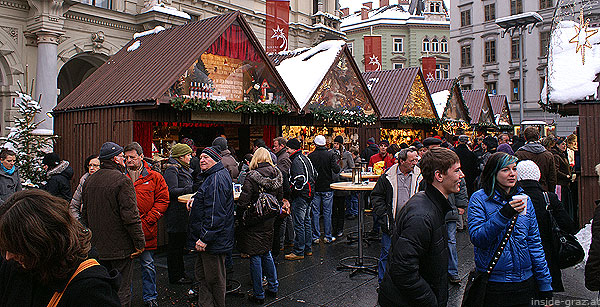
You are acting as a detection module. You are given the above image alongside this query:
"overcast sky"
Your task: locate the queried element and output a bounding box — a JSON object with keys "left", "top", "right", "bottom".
{"left": 338, "top": 0, "right": 451, "bottom": 13}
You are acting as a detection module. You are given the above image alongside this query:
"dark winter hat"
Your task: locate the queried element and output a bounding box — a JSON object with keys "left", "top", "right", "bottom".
{"left": 98, "top": 142, "right": 123, "bottom": 160}
{"left": 334, "top": 135, "right": 344, "bottom": 144}
{"left": 458, "top": 135, "right": 470, "bottom": 143}
{"left": 379, "top": 139, "right": 390, "bottom": 146}
{"left": 202, "top": 146, "right": 222, "bottom": 162}
{"left": 181, "top": 137, "right": 196, "bottom": 151}
{"left": 42, "top": 152, "right": 60, "bottom": 167}
{"left": 287, "top": 138, "right": 301, "bottom": 150}
{"left": 411, "top": 141, "right": 424, "bottom": 150}
{"left": 483, "top": 136, "right": 498, "bottom": 150}
{"left": 170, "top": 143, "right": 192, "bottom": 158}
{"left": 367, "top": 137, "right": 376, "bottom": 145}
{"left": 212, "top": 137, "right": 228, "bottom": 152}
{"left": 423, "top": 137, "right": 443, "bottom": 147}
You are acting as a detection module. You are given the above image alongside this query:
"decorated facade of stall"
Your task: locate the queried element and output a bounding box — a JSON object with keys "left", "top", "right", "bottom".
{"left": 461, "top": 89, "right": 496, "bottom": 135}
{"left": 269, "top": 41, "right": 380, "bottom": 151}
{"left": 361, "top": 67, "right": 439, "bottom": 145}
{"left": 489, "top": 94, "right": 513, "bottom": 131}
{"left": 54, "top": 11, "right": 299, "bottom": 180}
{"left": 426, "top": 78, "right": 471, "bottom": 135}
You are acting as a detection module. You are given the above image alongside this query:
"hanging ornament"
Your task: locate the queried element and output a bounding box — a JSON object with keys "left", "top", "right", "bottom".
{"left": 568, "top": 8, "right": 599, "bottom": 65}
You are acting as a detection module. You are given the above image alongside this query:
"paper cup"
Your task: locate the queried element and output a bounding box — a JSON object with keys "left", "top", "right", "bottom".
{"left": 512, "top": 195, "right": 528, "bottom": 215}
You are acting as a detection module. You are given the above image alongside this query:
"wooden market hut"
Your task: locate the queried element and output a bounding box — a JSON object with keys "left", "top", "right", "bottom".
{"left": 426, "top": 78, "right": 471, "bottom": 135}
{"left": 268, "top": 41, "right": 380, "bottom": 151}
{"left": 362, "top": 67, "right": 440, "bottom": 145}
{"left": 53, "top": 11, "right": 300, "bottom": 181}
{"left": 489, "top": 94, "right": 513, "bottom": 130}
{"left": 461, "top": 89, "right": 496, "bottom": 134}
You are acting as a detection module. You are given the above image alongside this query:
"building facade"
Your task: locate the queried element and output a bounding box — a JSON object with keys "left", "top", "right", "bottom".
{"left": 448, "top": 0, "right": 594, "bottom": 136}
{"left": 341, "top": 0, "right": 450, "bottom": 74}
{"left": 0, "top": 0, "right": 344, "bottom": 135}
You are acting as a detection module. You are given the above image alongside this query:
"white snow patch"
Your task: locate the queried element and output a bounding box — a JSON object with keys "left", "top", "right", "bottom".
{"left": 275, "top": 47, "right": 310, "bottom": 57}
{"left": 542, "top": 21, "right": 600, "bottom": 104}
{"left": 431, "top": 90, "right": 450, "bottom": 118}
{"left": 31, "top": 129, "right": 54, "bottom": 136}
{"left": 142, "top": 4, "right": 190, "bottom": 20}
{"left": 313, "top": 11, "right": 341, "bottom": 21}
{"left": 127, "top": 40, "right": 141, "bottom": 52}
{"left": 275, "top": 40, "right": 346, "bottom": 109}
{"left": 133, "top": 26, "right": 166, "bottom": 39}
{"left": 575, "top": 220, "right": 593, "bottom": 269}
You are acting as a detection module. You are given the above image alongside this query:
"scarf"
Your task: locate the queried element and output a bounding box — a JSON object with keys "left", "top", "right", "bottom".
{"left": 175, "top": 158, "right": 190, "bottom": 170}
{"left": 1, "top": 163, "right": 15, "bottom": 176}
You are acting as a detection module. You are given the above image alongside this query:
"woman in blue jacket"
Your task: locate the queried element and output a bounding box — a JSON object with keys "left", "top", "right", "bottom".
{"left": 468, "top": 152, "right": 552, "bottom": 306}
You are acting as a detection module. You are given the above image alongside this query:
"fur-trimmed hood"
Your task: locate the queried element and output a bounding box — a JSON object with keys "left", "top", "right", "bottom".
{"left": 246, "top": 163, "right": 283, "bottom": 191}
{"left": 47, "top": 160, "right": 74, "bottom": 180}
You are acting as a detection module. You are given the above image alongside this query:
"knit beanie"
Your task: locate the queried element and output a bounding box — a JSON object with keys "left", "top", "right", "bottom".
{"left": 334, "top": 135, "right": 344, "bottom": 144}
{"left": 212, "top": 137, "right": 228, "bottom": 151}
{"left": 181, "top": 137, "right": 196, "bottom": 151}
{"left": 379, "top": 139, "right": 390, "bottom": 146}
{"left": 202, "top": 146, "right": 222, "bottom": 162}
{"left": 99, "top": 142, "right": 123, "bottom": 160}
{"left": 42, "top": 152, "right": 60, "bottom": 167}
{"left": 170, "top": 143, "right": 192, "bottom": 158}
{"left": 367, "top": 137, "right": 376, "bottom": 145}
{"left": 314, "top": 135, "right": 326, "bottom": 146}
{"left": 516, "top": 160, "right": 541, "bottom": 181}
{"left": 287, "top": 138, "right": 301, "bottom": 150}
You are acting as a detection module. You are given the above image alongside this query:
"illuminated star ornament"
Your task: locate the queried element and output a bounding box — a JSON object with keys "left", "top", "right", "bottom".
{"left": 569, "top": 8, "right": 598, "bottom": 65}
{"left": 368, "top": 55, "right": 382, "bottom": 71}
{"left": 271, "top": 25, "right": 288, "bottom": 51}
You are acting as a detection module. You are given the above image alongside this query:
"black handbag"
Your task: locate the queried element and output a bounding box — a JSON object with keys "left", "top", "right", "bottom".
{"left": 543, "top": 192, "right": 584, "bottom": 269}
{"left": 461, "top": 215, "right": 518, "bottom": 307}
{"left": 242, "top": 187, "right": 281, "bottom": 225}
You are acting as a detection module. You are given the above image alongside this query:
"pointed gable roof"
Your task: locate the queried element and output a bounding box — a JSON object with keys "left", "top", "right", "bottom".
{"left": 362, "top": 67, "right": 438, "bottom": 120}
{"left": 489, "top": 94, "right": 513, "bottom": 126}
{"left": 426, "top": 78, "right": 470, "bottom": 123}
{"left": 55, "top": 12, "right": 298, "bottom": 112}
{"left": 462, "top": 89, "right": 495, "bottom": 125}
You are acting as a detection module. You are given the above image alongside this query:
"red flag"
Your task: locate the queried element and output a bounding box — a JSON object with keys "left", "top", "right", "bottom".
{"left": 422, "top": 57, "right": 436, "bottom": 81}
{"left": 364, "top": 35, "right": 382, "bottom": 71}
{"left": 266, "top": 0, "right": 290, "bottom": 53}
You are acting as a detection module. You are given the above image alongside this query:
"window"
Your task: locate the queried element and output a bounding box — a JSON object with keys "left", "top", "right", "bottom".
{"left": 511, "top": 79, "right": 520, "bottom": 101}
{"left": 431, "top": 39, "right": 439, "bottom": 52}
{"left": 485, "top": 40, "right": 497, "bottom": 63}
{"left": 511, "top": 0, "right": 523, "bottom": 15}
{"left": 440, "top": 39, "right": 448, "bottom": 53}
{"left": 82, "top": 0, "right": 110, "bottom": 9}
{"left": 393, "top": 38, "right": 403, "bottom": 53}
{"left": 347, "top": 42, "right": 354, "bottom": 55}
{"left": 484, "top": 3, "right": 496, "bottom": 21}
{"left": 436, "top": 64, "right": 449, "bottom": 79}
{"left": 461, "top": 45, "right": 471, "bottom": 67}
{"left": 540, "top": 0, "right": 553, "bottom": 9}
{"left": 461, "top": 10, "right": 471, "bottom": 27}
{"left": 461, "top": 84, "right": 472, "bottom": 90}
{"left": 540, "top": 31, "right": 550, "bottom": 57}
{"left": 486, "top": 82, "right": 497, "bottom": 95}
{"left": 422, "top": 38, "right": 430, "bottom": 52}
{"left": 511, "top": 37, "right": 520, "bottom": 60}
{"left": 313, "top": 0, "right": 319, "bottom": 14}
{"left": 430, "top": 2, "right": 441, "bottom": 13}
{"left": 394, "top": 63, "right": 404, "bottom": 69}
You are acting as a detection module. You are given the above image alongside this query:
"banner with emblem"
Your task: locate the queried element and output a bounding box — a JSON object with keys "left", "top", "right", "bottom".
{"left": 266, "top": 0, "right": 290, "bottom": 53}
{"left": 422, "top": 57, "right": 436, "bottom": 81}
{"left": 364, "top": 35, "right": 382, "bottom": 71}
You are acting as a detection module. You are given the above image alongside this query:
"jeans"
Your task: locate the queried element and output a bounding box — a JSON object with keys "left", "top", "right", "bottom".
{"left": 250, "top": 251, "right": 279, "bottom": 299}
{"left": 279, "top": 214, "right": 294, "bottom": 246}
{"left": 311, "top": 191, "right": 333, "bottom": 240}
{"left": 292, "top": 196, "right": 312, "bottom": 255}
{"left": 140, "top": 250, "right": 158, "bottom": 302}
{"left": 345, "top": 192, "right": 359, "bottom": 216}
{"left": 378, "top": 232, "right": 392, "bottom": 283}
{"left": 447, "top": 221, "right": 458, "bottom": 277}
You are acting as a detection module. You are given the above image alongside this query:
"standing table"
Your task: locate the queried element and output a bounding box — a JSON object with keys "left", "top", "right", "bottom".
{"left": 330, "top": 181, "right": 378, "bottom": 277}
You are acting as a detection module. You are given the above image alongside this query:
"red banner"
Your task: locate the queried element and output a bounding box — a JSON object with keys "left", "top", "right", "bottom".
{"left": 422, "top": 57, "right": 436, "bottom": 81}
{"left": 364, "top": 36, "right": 382, "bottom": 71}
{"left": 266, "top": 0, "right": 290, "bottom": 53}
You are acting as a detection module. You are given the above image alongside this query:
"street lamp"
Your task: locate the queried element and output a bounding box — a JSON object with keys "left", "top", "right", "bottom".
{"left": 496, "top": 12, "right": 543, "bottom": 125}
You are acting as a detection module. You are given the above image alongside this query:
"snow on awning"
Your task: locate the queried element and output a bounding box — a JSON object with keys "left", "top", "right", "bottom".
{"left": 431, "top": 90, "right": 450, "bottom": 118}
{"left": 543, "top": 21, "right": 600, "bottom": 104}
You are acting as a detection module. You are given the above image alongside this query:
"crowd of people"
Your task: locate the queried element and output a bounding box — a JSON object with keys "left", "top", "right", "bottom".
{"left": 0, "top": 125, "right": 597, "bottom": 307}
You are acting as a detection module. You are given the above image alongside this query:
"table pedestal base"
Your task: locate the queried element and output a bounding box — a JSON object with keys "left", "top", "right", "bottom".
{"left": 337, "top": 256, "right": 378, "bottom": 277}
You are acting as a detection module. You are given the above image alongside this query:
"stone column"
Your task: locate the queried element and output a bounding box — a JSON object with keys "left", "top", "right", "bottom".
{"left": 34, "top": 32, "right": 60, "bottom": 130}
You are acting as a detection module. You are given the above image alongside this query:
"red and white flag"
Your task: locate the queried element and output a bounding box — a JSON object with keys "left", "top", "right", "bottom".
{"left": 266, "top": 0, "right": 290, "bottom": 53}
{"left": 364, "top": 35, "right": 382, "bottom": 71}
{"left": 422, "top": 57, "right": 436, "bottom": 81}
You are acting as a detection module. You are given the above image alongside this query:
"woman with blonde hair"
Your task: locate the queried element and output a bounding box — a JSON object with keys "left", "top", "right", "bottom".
{"left": 237, "top": 147, "right": 282, "bottom": 304}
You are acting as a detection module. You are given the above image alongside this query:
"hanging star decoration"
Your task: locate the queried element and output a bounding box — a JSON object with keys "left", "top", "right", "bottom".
{"left": 368, "top": 55, "right": 382, "bottom": 71}
{"left": 271, "top": 25, "right": 288, "bottom": 51}
{"left": 568, "top": 8, "right": 598, "bottom": 65}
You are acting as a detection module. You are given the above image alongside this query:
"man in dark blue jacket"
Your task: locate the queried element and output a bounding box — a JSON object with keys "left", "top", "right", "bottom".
{"left": 188, "top": 146, "right": 234, "bottom": 307}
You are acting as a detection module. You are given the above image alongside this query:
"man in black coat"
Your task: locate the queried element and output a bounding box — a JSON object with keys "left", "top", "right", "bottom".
{"left": 453, "top": 135, "right": 479, "bottom": 196}
{"left": 378, "top": 147, "right": 463, "bottom": 307}
{"left": 361, "top": 137, "right": 379, "bottom": 162}
{"left": 42, "top": 152, "right": 74, "bottom": 202}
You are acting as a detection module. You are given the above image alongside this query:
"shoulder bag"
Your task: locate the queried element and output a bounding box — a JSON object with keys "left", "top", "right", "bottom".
{"left": 243, "top": 185, "right": 281, "bottom": 225}
{"left": 47, "top": 259, "right": 100, "bottom": 307}
{"left": 543, "top": 192, "right": 584, "bottom": 269}
{"left": 461, "top": 215, "right": 518, "bottom": 307}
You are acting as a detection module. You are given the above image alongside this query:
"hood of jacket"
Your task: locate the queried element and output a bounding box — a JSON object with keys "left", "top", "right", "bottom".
{"left": 247, "top": 163, "right": 283, "bottom": 191}
{"left": 200, "top": 161, "right": 225, "bottom": 177}
{"left": 47, "top": 160, "right": 74, "bottom": 180}
{"left": 221, "top": 149, "right": 233, "bottom": 157}
{"left": 519, "top": 142, "right": 547, "bottom": 154}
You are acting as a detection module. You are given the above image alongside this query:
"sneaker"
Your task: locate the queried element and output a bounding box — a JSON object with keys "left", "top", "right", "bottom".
{"left": 335, "top": 231, "right": 344, "bottom": 238}
{"left": 305, "top": 251, "right": 313, "bottom": 256}
{"left": 324, "top": 237, "right": 336, "bottom": 244}
{"left": 285, "top": 253, "right": 304, "bottom": 260}
{"left": 313, "top": 238, "right": 321, "bottom": 244}
{"left": 449, "top": 275, "right": 461, "bottom": 284}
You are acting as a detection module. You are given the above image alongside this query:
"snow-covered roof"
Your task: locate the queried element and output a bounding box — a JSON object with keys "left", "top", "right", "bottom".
{"left": 141, "top": 4, "right": 191, "bottom": 20}
{"left": 431, "top": 90, "right": 450, "bottom": 117}
{"left": 313, "top": 11, "right": 341, "bottom": 22}
{"left": 133, "top": 26, "right": 166, "bottom": 39}
{"left": 495, "top": 12, "right": 543, "bottom": 27}
{"left": 341, "top": 4, "right": 449, "bottom": 31}
{"left": 542, "top": 21, "right": 600, "bottom": 104}
{"left": 274, "top": 40, "right": 346, "bottom": 109}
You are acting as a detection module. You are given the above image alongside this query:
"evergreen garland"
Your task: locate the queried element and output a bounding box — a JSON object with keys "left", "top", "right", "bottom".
{"left": 170, "top": 97, "right": 289, "bottom": 115}
{"left": 396, "top": 116, "right": 441, "bottom": 125}
{"left": 309, "top": 106, "right": 378, "bottom": 125}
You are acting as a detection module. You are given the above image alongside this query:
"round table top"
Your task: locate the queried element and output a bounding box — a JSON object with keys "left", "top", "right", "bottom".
{"left": 339, "top": 172, "right": 381, "bottom": 179}
{"left": 178, "top": 192, "right": 240, "bottom": 203}
{"left": 330, "top": 181, "right": 376, "bottom": 191}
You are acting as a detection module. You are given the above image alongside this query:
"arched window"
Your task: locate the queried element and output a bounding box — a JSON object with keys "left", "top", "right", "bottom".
{"left": 431, "top": 38, "right": 439, "bottom": 52}
{"left": 440, "top": 39, "right": 448, "bottom": 53}
{"left": 422, "top": 38, "right": 430, "bottom": 52}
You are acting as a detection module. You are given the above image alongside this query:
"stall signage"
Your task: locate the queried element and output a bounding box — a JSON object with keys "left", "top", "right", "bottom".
{"left": 266, "top": 0, "right": 290, "bottom": 53}
{"left": 364, "top": 35, "right": 382, "bottom": 71}
{"left": 191, "top": 111, "right": 242, "bottom": 122}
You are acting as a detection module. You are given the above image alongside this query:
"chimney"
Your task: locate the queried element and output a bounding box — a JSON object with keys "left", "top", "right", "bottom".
{"left": 363, "top": 2, "right": 373, "bottom": 10}
{"left": 341, "top": 7, "right": 349, "bottom": 17}
{"left": 361, "top": 7, "right": 369, "bottom": 20}
{"left": 379, "top": 0, "right": 389, "bottom": 7}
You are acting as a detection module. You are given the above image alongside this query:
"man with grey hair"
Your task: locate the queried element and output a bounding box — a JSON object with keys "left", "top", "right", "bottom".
{"left": 371, "top": 148, "right": 421, "bottom": 283}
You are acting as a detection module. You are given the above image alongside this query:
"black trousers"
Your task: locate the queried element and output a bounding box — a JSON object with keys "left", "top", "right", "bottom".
{"left": 272, "top": 215, "right": 284, "bottom": 258}
{"left": 167, "top": 232, "right": 187, "bottom": 282}
{"left": 332, "top": 195, "right": 346, "bottom": 235}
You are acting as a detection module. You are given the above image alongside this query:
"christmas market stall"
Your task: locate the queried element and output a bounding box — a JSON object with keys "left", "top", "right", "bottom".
{"left": 461, "top": 89, "right": 496, "bottom": 136}
{"left": 426, "top": 78, "right": 471, "bottom": 136}
{"left": 489, "top": 94, "right": 514, "bottom": 131}
{"left": 269, "top": 41, "right": 380, "bottom": 151}
{"left": 53, "top": 11, "right": 299, "bottom": 181}
{"left": 362, "top": 67, "right": 440, "bottom": 145}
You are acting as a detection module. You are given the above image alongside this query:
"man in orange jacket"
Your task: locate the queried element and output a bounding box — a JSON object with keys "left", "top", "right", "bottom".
{"left": 124, "top": 142, "right": 169, "bottom": 307}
